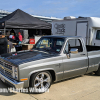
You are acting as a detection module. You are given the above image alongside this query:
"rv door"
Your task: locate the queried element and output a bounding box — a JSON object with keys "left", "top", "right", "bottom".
{"left": 76, "top": 22, "right": 88, "bottom": 44}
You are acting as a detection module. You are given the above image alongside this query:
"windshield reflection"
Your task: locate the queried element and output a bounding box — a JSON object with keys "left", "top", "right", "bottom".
{"left": 33, "top": 37, "right": 65, "bottom": 53}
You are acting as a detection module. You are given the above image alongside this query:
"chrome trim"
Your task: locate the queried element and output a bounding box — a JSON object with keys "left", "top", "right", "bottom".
{"left": 89, "top": 65, "right": 94, "bottom": 68}
{"left": 89, "top": 64, "right": 99, "bottom": 68}
{"left": 56, "top": 71, "right": 63, "bottom": 75}
{"left": 0, "top": 71, "right": 24, "bottom": 88}
{"left": 95, "top": 64, "right": 99, "bottom": 66}
{"left": 64, "top": 66, "right": 88, "bottom": 73}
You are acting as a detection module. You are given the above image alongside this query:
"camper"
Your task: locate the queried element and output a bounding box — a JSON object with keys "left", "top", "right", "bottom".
{"left": 52, "top": 16, "right": 100, "bottom": 46}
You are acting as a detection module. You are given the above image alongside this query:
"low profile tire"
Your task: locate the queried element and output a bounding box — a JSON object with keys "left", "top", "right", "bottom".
{"left": 30, "top": 71, "right": 52, "bottom": 93}
{"left": 95, "top": 66, "right": 100, "bottom": 76}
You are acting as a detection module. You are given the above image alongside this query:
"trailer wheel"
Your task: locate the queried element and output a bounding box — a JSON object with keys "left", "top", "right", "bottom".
{"left": 30, "top": 71, "right": 52, "bottom": 93}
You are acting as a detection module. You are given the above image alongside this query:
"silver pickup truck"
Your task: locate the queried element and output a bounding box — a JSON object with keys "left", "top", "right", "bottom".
{"left": 0, "top": 35, "right": 100, "bottom": 93}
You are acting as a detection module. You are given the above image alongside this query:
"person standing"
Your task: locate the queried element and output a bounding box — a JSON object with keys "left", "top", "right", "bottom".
{"left": 15, "top": 33, "right": 19, "bottom": 43}
{"left": 7, "top": 36, "right": 13, "bottom": 53}
{"left": 9, "top": 34, "right": 15, "bottom": 42}
{"left": 18, "top": 32, "right": 23, "bottom": 44}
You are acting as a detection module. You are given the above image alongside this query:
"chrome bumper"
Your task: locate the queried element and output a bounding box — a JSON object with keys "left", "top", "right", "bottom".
{"left": 0, "top": 71, "right": 24, "bottom": 88}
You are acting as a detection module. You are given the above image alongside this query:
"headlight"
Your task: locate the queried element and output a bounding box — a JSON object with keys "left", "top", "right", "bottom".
{"left": 12, "top": 66, "right": 18, "bottom": 80}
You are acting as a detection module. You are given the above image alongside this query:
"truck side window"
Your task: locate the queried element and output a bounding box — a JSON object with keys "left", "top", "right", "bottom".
{"left": 65, "top": 39, "right": 83, "bottom": 53}
{"left": 96, "top": 30, "right": 100, "bottom": 40}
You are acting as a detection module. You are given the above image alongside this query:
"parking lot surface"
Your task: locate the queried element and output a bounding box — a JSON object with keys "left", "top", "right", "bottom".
{"left": 0, "top": 73, "right": 100, "bottom": 100}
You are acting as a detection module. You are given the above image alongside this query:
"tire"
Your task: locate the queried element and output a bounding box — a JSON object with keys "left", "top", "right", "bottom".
{"left": 30, "top": 71, "right": 52, "bottom": 93}
{"left": 95, "top": 66, "right": 100, "bottom": 76}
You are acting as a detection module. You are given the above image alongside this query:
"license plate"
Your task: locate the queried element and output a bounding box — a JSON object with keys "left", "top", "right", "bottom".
{"left": 0, "top": 77, "right": 5, "bottom": 83}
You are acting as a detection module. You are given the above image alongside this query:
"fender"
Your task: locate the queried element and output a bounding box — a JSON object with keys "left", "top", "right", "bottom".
{"left": 28, "top": 68, "right": 56, "bottom": 87}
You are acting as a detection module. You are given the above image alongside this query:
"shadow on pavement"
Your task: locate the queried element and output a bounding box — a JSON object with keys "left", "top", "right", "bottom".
{"left": 52, "top": 75, "right": 82, "bottom": 85}
{"left": 85, "top": 72, "right": 99, "bottom": 76}
{"left": 0, "top": 80, "right": 17, "bottom": 96}
{"left": 0, "top": 73, "right": 99, "bottom": 96}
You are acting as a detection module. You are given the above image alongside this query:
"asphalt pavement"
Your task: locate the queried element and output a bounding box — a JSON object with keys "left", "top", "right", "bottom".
{"left": 0, "top": 73, "right": 100, "bottom": 100}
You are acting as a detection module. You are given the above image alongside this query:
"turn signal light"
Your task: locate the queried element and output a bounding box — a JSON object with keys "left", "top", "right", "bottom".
{"left": 20, "top": 78, "right": 28, "bottom": 81}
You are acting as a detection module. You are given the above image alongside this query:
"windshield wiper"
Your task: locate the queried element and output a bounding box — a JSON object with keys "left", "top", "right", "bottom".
{"left": 44, "top": 48, "right": 51, "bottom": 51}
{"left": 43, "top": 48, "right": 58, "bottom": 54}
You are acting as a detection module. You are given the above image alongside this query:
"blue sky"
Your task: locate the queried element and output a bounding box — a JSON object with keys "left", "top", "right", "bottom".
{"left": 0, "top": 0, "right": 100, "bottom": 18}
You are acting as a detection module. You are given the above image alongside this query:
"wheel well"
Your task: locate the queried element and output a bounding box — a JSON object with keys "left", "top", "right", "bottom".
{"left": 29, "top": 70, "right": 56, "bottom": 87}
{"left": 47, "top": 70, "right": 56, "bottom": 82}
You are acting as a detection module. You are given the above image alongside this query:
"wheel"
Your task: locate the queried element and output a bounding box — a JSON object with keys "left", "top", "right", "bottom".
{"left": 95, "top": 66, "right": 100, "bottom": 76}
{"left": 30, "top": 71, "right": 52, "bottom": 93}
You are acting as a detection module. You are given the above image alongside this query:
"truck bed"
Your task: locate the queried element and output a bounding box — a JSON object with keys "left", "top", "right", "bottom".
{"left": 86, "top": 45, "right": 100, "bottom": 73}
{"left": 86, "top": 45, "right": 100, "bottom": 52}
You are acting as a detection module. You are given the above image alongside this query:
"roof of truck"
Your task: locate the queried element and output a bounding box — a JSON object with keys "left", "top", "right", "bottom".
{"left": 43, "top": 35, "right": 81, "bottom": 38}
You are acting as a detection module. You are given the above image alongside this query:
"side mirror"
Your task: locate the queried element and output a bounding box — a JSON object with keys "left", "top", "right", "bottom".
{"left": 70, "top": 48, "right": 78, "bottom": 54}
{"left": 65, "top": 50, "right": 70, "bottom": 59}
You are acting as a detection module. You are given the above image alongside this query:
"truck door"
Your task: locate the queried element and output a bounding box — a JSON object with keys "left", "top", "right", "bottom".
{"left": 63, "top": 38, "right": 88, "bottom": 79}
{"left": 76, "top": 22, "right": 88, "bottom": 44}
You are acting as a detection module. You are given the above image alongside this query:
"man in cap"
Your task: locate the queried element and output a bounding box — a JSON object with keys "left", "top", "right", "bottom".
{"left": 18, "top": 32, "right": 23, "bottom": 44}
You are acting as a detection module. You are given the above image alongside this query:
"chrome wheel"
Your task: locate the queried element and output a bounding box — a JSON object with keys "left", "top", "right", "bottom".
{"left": 32, "top": 71, "right": 52, "bottom": 93}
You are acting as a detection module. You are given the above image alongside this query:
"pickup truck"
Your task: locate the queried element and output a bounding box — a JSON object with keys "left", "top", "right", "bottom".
{"left": 0, "top": 35, "right": 100, "bottom": 93}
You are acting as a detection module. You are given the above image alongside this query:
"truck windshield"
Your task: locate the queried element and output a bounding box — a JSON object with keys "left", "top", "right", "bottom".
{"left": 33, "top": 37, "right": 65, "bottom": 53}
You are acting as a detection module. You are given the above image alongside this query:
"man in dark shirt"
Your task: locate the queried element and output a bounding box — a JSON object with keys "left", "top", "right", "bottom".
{"left": 7, "top": 36, "right": 13, "bottom": 53}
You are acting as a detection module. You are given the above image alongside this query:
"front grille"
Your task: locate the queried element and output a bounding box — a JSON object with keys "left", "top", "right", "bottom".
{"left": 5, "top": 70, "right": 12, "bottom": 77}
{"left": 0, "top": 61, "right": 12, "bottom": 70}
{"left": 0, "top": 60, "right": 3, "bottom": 65}
{"left": 0, "top": 60, "right": 13, "bottom": 78}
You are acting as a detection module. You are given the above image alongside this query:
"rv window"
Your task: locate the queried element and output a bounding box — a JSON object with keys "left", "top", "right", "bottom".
{"left": 96, "top": 30, "right": 100, "bottom": 40}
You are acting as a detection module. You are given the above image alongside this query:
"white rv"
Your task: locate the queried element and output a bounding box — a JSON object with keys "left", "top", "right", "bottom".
{"left": 52, "top": 17, "right": 100, "bottom": 46}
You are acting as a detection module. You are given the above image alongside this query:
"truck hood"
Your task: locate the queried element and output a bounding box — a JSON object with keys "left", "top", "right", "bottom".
{"left": 3, "top": 50, "right": 59, "bottom": 65}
